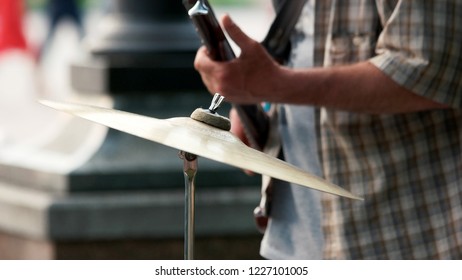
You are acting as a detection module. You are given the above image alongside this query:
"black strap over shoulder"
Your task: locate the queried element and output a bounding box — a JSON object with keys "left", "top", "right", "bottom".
{"left": 262, "top": 0, "right": 309, "bottom": 63}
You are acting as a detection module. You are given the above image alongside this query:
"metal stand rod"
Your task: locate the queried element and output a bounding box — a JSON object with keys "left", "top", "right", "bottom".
{"left": 179, "top": 151, "right": 198, "bottom": 260}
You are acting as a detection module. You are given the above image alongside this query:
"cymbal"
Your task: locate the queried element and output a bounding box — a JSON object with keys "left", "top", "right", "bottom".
{"left": 39, "top": 100, "right": 362, "bottom": 200}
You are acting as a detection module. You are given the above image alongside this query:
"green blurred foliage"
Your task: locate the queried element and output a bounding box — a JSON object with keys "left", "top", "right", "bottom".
{"left": 25, "top": 0, "right": 98, "bottom": 10}
{"left": 209, "top": 0, "right": 256, "bottom": 6}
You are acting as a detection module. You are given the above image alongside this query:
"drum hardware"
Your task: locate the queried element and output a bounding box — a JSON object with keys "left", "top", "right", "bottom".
{"left": 39, "top": 94, "right": 362, "bottom": 260}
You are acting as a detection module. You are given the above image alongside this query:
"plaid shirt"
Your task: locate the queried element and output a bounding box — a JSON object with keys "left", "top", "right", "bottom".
{"left": 313, "top": 0, "right": 462, "bottom": 259}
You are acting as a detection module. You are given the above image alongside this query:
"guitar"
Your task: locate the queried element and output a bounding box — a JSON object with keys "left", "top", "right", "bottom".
{"left": 184, "top": 0, "right": 307, "bottom": 231}
{"left": 183, "top": 0, "right": 270, "bottom": 151}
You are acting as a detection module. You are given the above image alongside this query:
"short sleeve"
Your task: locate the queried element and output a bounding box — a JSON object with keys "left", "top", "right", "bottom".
{"left": 370, "top": 0, "right": 462, "bottom": 108}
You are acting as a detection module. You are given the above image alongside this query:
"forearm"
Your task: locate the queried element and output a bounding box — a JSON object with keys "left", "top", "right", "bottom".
{"left": 195, "top": 15, "right": 449, "bottom": 113}
{"left": 271, "top": 61, "right": 448, "bottom": 114}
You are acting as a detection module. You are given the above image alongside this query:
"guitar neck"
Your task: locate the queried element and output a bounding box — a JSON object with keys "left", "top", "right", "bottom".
{"left": 185, "top": 0, "right": 270, "bottom": 150}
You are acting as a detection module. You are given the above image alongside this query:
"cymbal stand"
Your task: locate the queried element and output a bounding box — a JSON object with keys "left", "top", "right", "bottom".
{"left": 179, "top": 93, "right": 229, "bottom": 260}
{"left": 179, "top": 151, "right": 198, "bottom": 260}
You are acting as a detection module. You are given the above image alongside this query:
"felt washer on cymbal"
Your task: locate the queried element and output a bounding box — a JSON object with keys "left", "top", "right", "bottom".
{"left": 190, "top": 108, "right": 231, "bottom": 131}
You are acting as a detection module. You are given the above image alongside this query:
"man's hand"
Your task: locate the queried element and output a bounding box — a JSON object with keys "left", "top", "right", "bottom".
{"left": 194, "top": 14, "right": 281, "bottom": 104}
{"left": 194, "top": 14, "right": 448, "bottom": 114}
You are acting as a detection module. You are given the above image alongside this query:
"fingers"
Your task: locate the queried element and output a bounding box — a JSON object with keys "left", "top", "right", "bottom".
{"left": 229, "top": 108, "right": 255, "bottom": 176}
{"left": 193, "top": 46, "right": 210, "bottom": 70}
{"left": 221, "top": 14, "right": 256, "bottom": 53}
{"left": 193, "top": 46, "right": 216, "bottom": 91}
{"left": 230, "top": 107, "right": 248, "bottom": 143}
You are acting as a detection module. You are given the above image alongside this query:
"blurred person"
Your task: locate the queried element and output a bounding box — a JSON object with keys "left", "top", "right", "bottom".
{"left": 194, "top": 0, "right": 462, "bottom": 259}
{"left": 0, "top": 0, "right": 28, "bottom": 53}
{"left": 38, "top": 0, "right": 84, "bottom": 61}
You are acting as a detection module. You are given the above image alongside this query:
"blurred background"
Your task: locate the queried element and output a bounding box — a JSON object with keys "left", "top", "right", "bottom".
{"left": 0, "top": 0, "right": 274, "bottom": 259}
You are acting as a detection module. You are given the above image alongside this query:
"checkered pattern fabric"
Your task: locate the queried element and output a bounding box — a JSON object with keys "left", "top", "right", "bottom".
{"left": 313, "top": 0, "right": 462, "bottom": 259}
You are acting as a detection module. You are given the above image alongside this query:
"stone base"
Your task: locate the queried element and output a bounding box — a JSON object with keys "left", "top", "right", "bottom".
{"left": 0, "top": 232, "right": 53, "bottom": 260}
{"left": 0, "top": 232, "right": 262, "bottom": 260}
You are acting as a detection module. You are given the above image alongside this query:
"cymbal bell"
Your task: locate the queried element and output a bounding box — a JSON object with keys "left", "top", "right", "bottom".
{"left": 39, "top": 100, "right": 362, "bottom": 200}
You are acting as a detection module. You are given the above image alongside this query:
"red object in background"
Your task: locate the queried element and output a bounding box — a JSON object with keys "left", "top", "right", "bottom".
{"left": 0, "top": 0, "right": 28, "bottom": 53}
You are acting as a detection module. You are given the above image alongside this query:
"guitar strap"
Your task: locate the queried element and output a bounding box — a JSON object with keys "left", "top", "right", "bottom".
{"left": 262, "top": 0, "right": 309, "bottom": 63}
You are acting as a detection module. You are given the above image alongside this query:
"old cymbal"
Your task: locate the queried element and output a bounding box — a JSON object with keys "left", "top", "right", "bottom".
{"left": 39, "top": 100, "right": 362, "bottom": 200}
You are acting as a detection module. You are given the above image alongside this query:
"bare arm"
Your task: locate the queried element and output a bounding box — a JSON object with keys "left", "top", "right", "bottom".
{"left": 274, "top": 61, "right": 448, "bottom": 114}
{"left": 194, "top": 15, "right": 448, "bottom": 114}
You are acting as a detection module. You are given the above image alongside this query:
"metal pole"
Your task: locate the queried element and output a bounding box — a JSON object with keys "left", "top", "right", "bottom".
{"left": 179, "top": 151, "right": 198, "bottom": 260}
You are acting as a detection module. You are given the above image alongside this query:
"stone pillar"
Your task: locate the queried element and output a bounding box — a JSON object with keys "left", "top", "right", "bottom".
{"left": 71, "top": 0, "right": 204, "bottom": 93}
{"left": 0, "top": 0, "right": 261, "bottom": 259}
